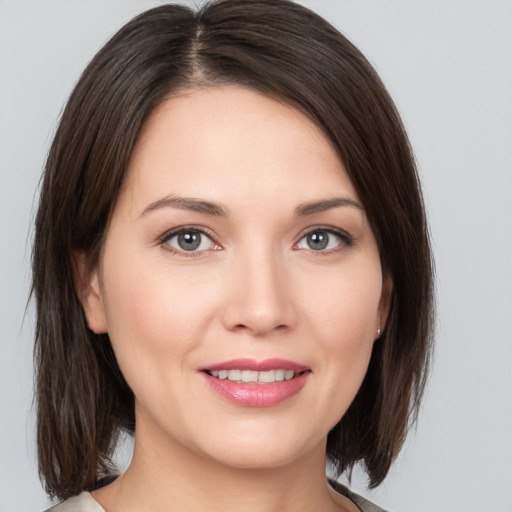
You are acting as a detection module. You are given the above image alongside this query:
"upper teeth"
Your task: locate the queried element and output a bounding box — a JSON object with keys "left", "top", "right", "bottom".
{"left": 209, "top": 369, "right": 295, "bottom": 383}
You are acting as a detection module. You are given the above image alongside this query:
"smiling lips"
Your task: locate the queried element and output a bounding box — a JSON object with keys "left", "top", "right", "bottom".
{"left": 201, "top": 358, "right": 311, "bottom": 407}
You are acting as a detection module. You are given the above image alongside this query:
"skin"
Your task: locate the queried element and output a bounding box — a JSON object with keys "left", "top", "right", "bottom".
{"left": 77, "top": 85, "right": 390, "bottom": 512}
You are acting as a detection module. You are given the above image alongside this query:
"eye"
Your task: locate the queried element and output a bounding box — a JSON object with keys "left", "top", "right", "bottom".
{"left": 161, "top": 228, "right": 219, "bottom": 255}
{"left": 295, "top": 228, "right": 351, "bottom": 252}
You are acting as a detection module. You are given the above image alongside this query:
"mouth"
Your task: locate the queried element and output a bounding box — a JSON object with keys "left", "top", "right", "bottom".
{"left": 200, "top": 359, "right": 311, "bottom": 407}
{"left": 204, "top": 368, "right": 306, "bottom": 384}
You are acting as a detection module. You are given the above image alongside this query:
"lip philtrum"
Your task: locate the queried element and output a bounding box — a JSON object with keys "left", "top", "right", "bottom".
{"left": 200, "top": 359, "right": 310, "bottom": 407}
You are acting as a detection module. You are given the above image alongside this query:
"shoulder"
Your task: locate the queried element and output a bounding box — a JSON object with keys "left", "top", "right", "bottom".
{"left": 44, "top": 492, "right": 105, "bottom": 512}
{"left": 328, "top": 479, "right": 390, "bottom": 512}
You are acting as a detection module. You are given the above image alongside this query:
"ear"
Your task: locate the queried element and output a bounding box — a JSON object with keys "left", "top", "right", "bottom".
{"left": 377, "top": 275, "right": 393, "bottom": 336}
{"left": 73, "top": 251, "right": 108, "bottom": 334}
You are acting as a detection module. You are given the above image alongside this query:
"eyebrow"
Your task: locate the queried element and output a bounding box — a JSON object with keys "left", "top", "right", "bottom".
{"left": 141, "top": 195, "right": 228, "bottom": 217}
{"left": 141, "top": 195, "right": 363, "bottom": 218}
{"left": 294, "top": 197, "right": 364, "bottom": 216}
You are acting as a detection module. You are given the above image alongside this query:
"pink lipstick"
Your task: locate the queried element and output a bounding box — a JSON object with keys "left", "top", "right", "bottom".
{"left": 199, "top": 358, "right": 310, "bottom": 407}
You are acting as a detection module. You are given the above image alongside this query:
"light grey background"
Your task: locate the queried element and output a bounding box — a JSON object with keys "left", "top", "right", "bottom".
{"left": 1, "top": 1, "right": 511, "bottom": 510}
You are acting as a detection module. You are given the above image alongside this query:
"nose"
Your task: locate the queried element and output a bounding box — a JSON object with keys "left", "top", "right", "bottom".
{"left": 221, "top": 248, "right": 297, "bottom": 336}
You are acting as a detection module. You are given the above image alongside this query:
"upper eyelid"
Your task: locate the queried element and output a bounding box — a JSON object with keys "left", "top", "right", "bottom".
{"left": 158, "top": 225, "right": 217, "bottom": 243}
{"left": 298, "top": 225, "right": 352, "bottom": 240}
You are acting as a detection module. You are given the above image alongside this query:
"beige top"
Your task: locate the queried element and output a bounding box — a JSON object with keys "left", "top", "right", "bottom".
{"left": 45, "top": 481, "right": 387, "bottom": 512}
{"left": 46, "top": 492, "right": 104, "bottom": 512}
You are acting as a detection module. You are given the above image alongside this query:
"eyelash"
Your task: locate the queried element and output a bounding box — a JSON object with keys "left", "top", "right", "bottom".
{"left": 158, "top": 225, "right": 220, "bottom": 258}
{"left": 294, "top": 226, "right": 354, "bottom": 254}
{"left": 158, "top": 225, "right": 354, "bottom": 257}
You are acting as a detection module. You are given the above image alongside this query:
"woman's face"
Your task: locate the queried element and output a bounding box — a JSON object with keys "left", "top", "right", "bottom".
{"left": 81, "top": 85, "right": 389, "bottom": 470}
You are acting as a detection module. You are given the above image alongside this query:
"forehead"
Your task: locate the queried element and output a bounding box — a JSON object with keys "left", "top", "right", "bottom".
{"left": 122, "top": 85, "right": 359, "bottom": 213}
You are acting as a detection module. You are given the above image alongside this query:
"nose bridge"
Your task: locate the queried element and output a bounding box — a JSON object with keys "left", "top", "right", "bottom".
{"left": 222, "top": 242, "right": 295, "bottom": 335}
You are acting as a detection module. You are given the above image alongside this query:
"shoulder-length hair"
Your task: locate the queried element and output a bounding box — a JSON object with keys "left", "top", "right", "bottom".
{"left": 32, "top": 0, "right": 434, "bottom": 501}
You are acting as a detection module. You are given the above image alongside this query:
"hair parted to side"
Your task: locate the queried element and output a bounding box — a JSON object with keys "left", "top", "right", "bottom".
{"left": 32, "top": 0, "right": 434, "bottom": 501}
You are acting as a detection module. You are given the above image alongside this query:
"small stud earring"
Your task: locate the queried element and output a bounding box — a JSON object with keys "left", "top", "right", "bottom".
{"left": 377, "top": 328, "right": 381, "bottom": 337}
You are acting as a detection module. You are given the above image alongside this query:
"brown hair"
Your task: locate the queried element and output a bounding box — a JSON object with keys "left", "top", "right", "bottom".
{"left": 32, "top": 0, "right": 434, "bottom": 500}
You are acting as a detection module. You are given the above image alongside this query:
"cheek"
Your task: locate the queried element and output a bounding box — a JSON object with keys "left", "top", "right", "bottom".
{"left": 305, "top": 261, "right": 382, "bottom": 346}
{"left": 99, "top": 251, "right": 224, "bottom": 377}
{"left": 301, "top": 263, "right": 382, "bottom": 416}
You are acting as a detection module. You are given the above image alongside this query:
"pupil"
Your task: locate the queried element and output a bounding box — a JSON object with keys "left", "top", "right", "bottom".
{"left": 307, "top": 231, "right": 328, "bottom": 250}
{"left": 178, "top": 232, "right": 201, "bottom": 251}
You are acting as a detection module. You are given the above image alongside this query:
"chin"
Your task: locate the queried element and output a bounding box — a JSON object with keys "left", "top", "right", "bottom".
{"left": 193, "top": 426, "right": 323, "bottom": 471}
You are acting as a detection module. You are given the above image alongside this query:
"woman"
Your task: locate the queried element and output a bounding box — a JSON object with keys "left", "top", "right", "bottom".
{"left": 32, "top": 1, "right": 434, "bottom": 511}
